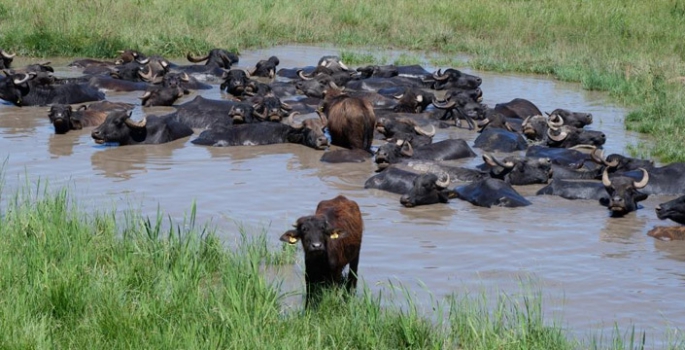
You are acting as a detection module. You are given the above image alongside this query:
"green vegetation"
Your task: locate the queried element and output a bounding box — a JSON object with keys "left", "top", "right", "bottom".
{"left": 0, "top": 183, "right": 681, "bottom": 349}
{"left": 1, "top": 1, "right": 684, "bottom": 160}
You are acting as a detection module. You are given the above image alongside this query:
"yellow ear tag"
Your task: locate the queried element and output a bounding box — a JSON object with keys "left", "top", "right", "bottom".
{"left": 330, "top": 232, "right": 339, "bottom": 240}
{"left": 288, "top": 237, "right": 298, "bottom": 244}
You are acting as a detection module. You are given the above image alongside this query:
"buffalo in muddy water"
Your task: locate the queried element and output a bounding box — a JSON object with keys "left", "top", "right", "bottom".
{"left": 400, "top": 173, "right": 454, "bottom": 207}
{"left": 655, "top": 195, "right": 685, "bottom": 225}
{"left": 374, "top": 139, "right": 476, "bottom": 171}
{"left": 321, "top": 89, "right": 376, "bottom": 152}
{"left": 49, "top": 101, "right": 134, "bottom": 134}
{"left": 431, "top": 68, "right": 482, "bottom": 90}
{"left": 91, "top": 110, "right": 193, "bottom": 145}
{"left": 601, "top": 167, "right": 649, "bottom": 217}
{"left": 454, "top": 178, "right": 531, "bottom": 208}
{"left": 0, "top": 71, "right": 105, "bottom": 106}
{"left": 249, "top": 56, "right": 280, "bottom": 78}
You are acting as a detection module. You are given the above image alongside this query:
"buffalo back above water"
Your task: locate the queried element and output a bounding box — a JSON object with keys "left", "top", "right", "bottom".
{"left": 322, "top": 91, "right": 376, "bottom": 152}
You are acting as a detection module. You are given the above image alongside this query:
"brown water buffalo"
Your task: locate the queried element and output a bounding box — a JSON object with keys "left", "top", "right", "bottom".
{"left": 321, "top": 89, "right": 376, "bottom": 152}
{"left": 280, "top": 195, "right": 363, "bottom": 308}
{"left": 647, "top": 226, "right": 685, "bottom": 241}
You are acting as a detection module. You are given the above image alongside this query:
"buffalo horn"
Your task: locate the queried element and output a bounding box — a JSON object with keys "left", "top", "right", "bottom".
{"left": 602, "top": 168, "right": 612, "bottom": 187}
{"left": 124, "top": 115, "right": 147, "bottom": 128}
{"left": 1, "top": 50, "right": 16, "bottom": 59}
{"left": 590, "top": 148, "right": 619, "bottom": 167}
{"left": 394, "top": 93, "right": 404, "bottom": 100}
{"left": 186, "top": 52, "right": 209, "bottom": 63}
{"left": 546, "top": 127, "right": 568, "bottom": 142}
{"left": 434, "top": 173, "right": 450, "bottom": 189}
{"left": 414, "top": 124, "right": 436, "bottom": 137}
{"left": 280, "top": 102, "right": 293, "bottom": 111}
{"left": 482, "top": 153, "right": 514, "bottom": 169}
{"left": 288, "top": 112, "right": 303, "bottom": 129}
{"left": 297, "top": 69, "right": 313, "bottom": 80}
{"left": 12, "top": 72, "right": 34, "bottom": 85}
{"left": 138, "top": 67, "right": 154, "bottom": 82}
{"left": 180, "top": 72, "right": 190, "bottom": 82}
{"left": 139, "top": 91, "right": 152, "bottom": 100}
{"left": 431, "top": 97, "right": 456, "bottom": 109}
{"left": 338, "top": 61, "right": 350, "bottom": 71}
{"left": 136, "top": 57, "right": 149, "bottom": 64}
{"left": 633, "top": 168, "right": 650, "bottom": 189}
{"left": 548, "top": 114, "right": 564, "bottom": 128}
{"left": 432, "top": 69, "right": 449, "bottom": 81}
{"left": 521, "top": 115, "right": 532, "bottom": 128}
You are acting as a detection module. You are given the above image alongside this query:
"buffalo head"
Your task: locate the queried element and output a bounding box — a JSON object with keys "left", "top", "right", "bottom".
{"left": 91, "top": 110, "right": 147, "bottom": 145}
{"left": 431, "top": 68, "right": 482, "bottom": 90}
{"left": 655, "top": 195, "right": 685, "bottom": 225}
{"left": 400, "top": 173, "right": 453, "bottom": 207}
{"left": 601, "top": 168, "right": 649, "bottom": 217}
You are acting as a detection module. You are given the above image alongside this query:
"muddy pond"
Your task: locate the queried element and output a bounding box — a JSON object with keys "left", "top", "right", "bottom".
{"left": 0, "top": 45, "right": 682, "bottom": 343}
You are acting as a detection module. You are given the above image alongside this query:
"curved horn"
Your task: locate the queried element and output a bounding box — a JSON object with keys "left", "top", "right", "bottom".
{"left": 633, "top": 168, "right": 649, "bottom": 189}
{"left": 1, "top": 50, "right": 16, "bottom": 59}
{"left": 139, "top": 91, "right": 152, "bottom": 100}
{"left": 297, "top": 69, "right": 313, "bottom": 80}
{"left": 288, "top": 112, "right": 303, "bottom": 129}
{"left": 590, "top": 148, "right": 619, "bottom": 167}
{"left": 136, "top": 57, "right": 149, "bottom": 64}
{"left": 12, "top": 72, "right": 34, "bottom": 85}
{"left": 252, "top": 104, "right": 267, "bottom": 121}
{"left": 394, "top": 93, "right": 404, "bottom": 100}
{"left": 546, "top": 127, "right": 568, "bottom": 142}
{"left": 434, "top": 173, "right": 450, "bottom": 189}
{"left": 548, "top": 114, "right": 564, "bottom": 128}
{"left": 138, "top": 67, "right": 154, "bottom": 82}
{"left": 482, "top": 153, "right": 514, "bottom": 169}
{"left": 521, "top": 115, "right": 532, "bottom": 128}
{"left": 338, "top": 61, "right": 350, "bottom": 71}
{"left": 602, "top": 167, "right": 612, "bottom": 188}
{"left": 432, "top": 69, "right": 449, "bottom": 81}
{"left": 431, "top": 97, "right": 456, "bottom": 109}
{"left": 280, "top": 101, "right": 292, "bottom": 111}
{"left": 124, "top": 115, "right": 147, "bottom": 128}
{"left": 186, "top": 52, "right": 210, "bottom": 63}
{"left": 180, "top": 72, "right": 190, "bottom": 82}
{"left": 414, "top": 124, "right": 435, "bottom": 137}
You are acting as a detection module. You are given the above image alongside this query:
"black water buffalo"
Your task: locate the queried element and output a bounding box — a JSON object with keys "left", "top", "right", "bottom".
{"left": 536, "top": 178, "right": 608, "bottom": 200}
{"left": 400, "top": 173, "right": 453, "bottom": 207}
{"left": 655, "top": 195, "right": 685, "bottom": 225}
{"left": 187, "top": 49, "right": 239, "bottom": 67}
{"left": 139, "top": 86, "right": 184, "bottom": 107}
{"left": 190, "top": 114, "right": 328, "bottom": 150}
{"left": 473, "top": 127, "right": 528, "bottom": 153}
{"left": 48, "top": 101, "right": 134, "bottom": 134}
{"left": 249, "top": 56, "right": 280, "bottom": 78}
{"left": 356, "top": 65, "right": 399, "bottom": 79}
{"left": 375, "top": 116, "right": 435, "bottom": 148}
{"left": 392, "top": 88, "right": 434, "bottom": 113}
{"left": 251, "top": 94, "right": 294, "bottom": 122}
{"left": 521, "top": 114, "right": 548, "bottom": 141}
{"left": 601, "top": 167, "right": 649, "bottom": 217}
{"left": 163, "top": 96, "right": 239, "bottom": 129}
{"left": 220, "top": 69, "right": 252, "bottom": 96}
{"left": 280, "top": 195, "right": 363, "bottom": 308}
{"left": 364, "top": 166, "right": 421, "bottom": 194}
{"left": 431, "top": 92, "right": 486, "bottom": 129}
{"left": 546, "top": 109, "right": 593, "bottom": 128}
{"left": 454, "top": 178, "right": 531, "bottom": 208}
{"left": 546, "top": 123, "right": 606, "bottom": 148}
{"left": 493, "top": 98, "right": 542, "bottom": 120}
{"left": 480, "top": 154, "right": 553, "bottom": 185}
{"left": 431, "top": 68, "right": 482, "bottom": 90}
{"left": 91, "top": 111, "right": 193, "bottom": 145}
{"left": 375, "top": 139, "right": 476, "bottom": 170}
{"left": 322, "top": 89, "right": 376, "bottom": 152}
{"left": 0, "top": 72, "right": 105, "bottom": 106}
{"left": 0, "top": 49, "right": 15, "bottom": 69}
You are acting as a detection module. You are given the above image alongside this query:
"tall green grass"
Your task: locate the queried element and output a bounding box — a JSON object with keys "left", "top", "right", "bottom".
{"left": 0, "top": 183, "right": 679, "bottom": 348}
{"left": 1, "top": 1, "right": 684, "bottom": 160}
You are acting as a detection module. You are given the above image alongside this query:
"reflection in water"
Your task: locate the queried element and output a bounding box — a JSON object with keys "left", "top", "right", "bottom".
{"left": 0, "top": 45, "right": 681, "bottom": 343}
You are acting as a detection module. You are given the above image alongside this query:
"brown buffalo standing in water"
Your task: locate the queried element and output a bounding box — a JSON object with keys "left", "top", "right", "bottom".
{"left": 321, "top": 89, "right": 376, "bottom": 153}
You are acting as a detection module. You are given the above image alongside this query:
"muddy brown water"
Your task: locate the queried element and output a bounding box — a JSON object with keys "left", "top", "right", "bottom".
{"left": 1, "top": 45, "right": 683, "bottom": 343}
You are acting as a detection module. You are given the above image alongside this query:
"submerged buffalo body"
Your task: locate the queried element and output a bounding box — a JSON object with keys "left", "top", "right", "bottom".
{"left": 91, "top": 111, "right": 193, "bottom": 145}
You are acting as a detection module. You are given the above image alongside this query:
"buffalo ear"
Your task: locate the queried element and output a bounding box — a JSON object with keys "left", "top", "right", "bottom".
{"left": 328, "top": 228, "right": 348, "bottom": 240}
{"left": 280, "top": 230, "right": 300, "bottom": 245}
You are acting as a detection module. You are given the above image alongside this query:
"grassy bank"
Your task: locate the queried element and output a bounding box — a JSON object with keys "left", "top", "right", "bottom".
{"left": 0, "top": 184, "right": 679, "bottom": 349}
{"left": 1, "top": 1, "right": 685, "bottom": 161}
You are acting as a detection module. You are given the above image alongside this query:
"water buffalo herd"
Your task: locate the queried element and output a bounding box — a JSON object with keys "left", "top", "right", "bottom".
{"left": 2, "top": 46, "right": 685, "bottom": 245}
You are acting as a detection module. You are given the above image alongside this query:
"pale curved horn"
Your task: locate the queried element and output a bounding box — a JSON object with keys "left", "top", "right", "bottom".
{"left": 414, "top": 124, "right": 435, "bottom": 137}
{"left": 186, "top": 52, "right": 210, "bottom": 63}
{"left": 139, "top": 91, "right": 152, "bottom": 100}
{"left": 633, "top": 168, "right": 649, "bottom": 189}
{"left": 546, "top": 128, "right": 568, "bottom": 142}
{"left": 1, "top": 50, "right": 16, "bottom": 59}
{"left": 180, "top": 72, "right": 190, "bottom": 82}
{"left": 12, "top": 72, "right": 34, "bottom": 85}
{"left": 431, "top": 97, "right": 456, "bottom": 109}
{"left": 482, "top": 153, "right": 514, "bottom": 169}
{"left": 394, "top": 93, "right": 404, "bottom": 100}
{"left": 432, "top": 69, "right": 449, "bottom": 81}
{"left": 288, "top": 112, "right": 303, "bottom": 129}
{"left": 297, "top": 69, "right": 313, "bottom": 80}
{"left": 434, "top": 173, "right": 450, "bottom": 188}
{"left": 602, "top": 168, "right": 612, "bottom": 187}
{"left": 124, "top": 115, "right": 147, "bottom": 128}
{"left": 548, "top": 114, "right": 564, "bottom": 128}
{"left": 138, "top": 67, "right": 154, "bottom": 82}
